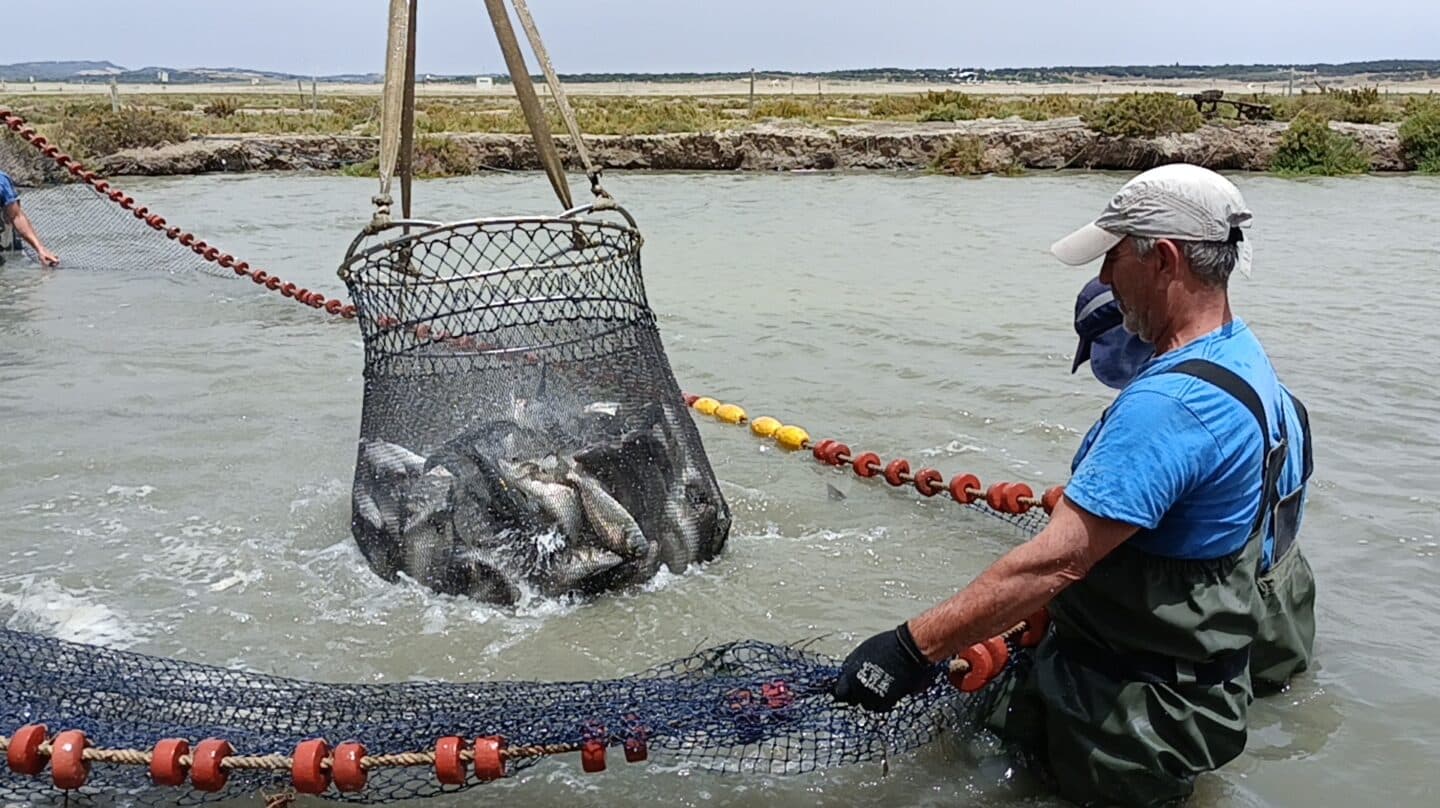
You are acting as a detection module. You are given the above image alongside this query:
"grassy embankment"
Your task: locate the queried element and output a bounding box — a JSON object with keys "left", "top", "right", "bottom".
{"left": 4, "top": 87, "right": 1438, "bottom": 177}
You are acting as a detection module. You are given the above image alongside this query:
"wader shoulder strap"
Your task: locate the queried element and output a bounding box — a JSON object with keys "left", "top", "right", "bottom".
{"left": 1166, "top": 360, "right": 1313, "bottom": 485}
{"left": 1288, "top": 391, "right": 1313, "bottom": 482}
{"left": 1162, "top": 359, "right": 1285, "bottom": 539}
{"left": 1166, "top": 359, "right": 1269, "bottom": 439}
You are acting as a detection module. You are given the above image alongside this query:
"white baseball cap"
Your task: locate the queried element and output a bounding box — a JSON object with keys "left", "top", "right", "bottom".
{"left": 1050, "top": 163, "right": 1253, "bottom": 277}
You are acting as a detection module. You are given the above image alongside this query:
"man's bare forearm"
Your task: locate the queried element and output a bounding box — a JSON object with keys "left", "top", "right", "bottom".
{"left": 908, "top": 499, "right": 1136, "bottom": 662}
{"left": 11, "top": 210, "right": 47, "bottom": 253}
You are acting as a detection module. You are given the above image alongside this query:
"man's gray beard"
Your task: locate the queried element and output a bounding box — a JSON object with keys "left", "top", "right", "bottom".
{"left": 1122, "top": 306, "right": 1153, "bottom": 343}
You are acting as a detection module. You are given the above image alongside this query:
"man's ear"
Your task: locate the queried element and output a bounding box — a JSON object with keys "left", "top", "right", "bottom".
{"left": 1154, "top": 238, "right": 1185, "bottom": 274}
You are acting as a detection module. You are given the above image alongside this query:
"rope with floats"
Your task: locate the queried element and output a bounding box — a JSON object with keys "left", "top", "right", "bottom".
{"left": 682, "top": 390, "right": 1065, "bottom": 524}
{"left": 0, "top": 611, "right": 1048, "bottom": 796}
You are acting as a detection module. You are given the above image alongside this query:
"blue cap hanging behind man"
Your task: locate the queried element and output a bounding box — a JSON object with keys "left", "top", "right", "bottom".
{"left": 1071, "top": 275, "right": 1154, "bottom": 389}
{"left": 0, "top": 170, "right": 60, "bottom": 267}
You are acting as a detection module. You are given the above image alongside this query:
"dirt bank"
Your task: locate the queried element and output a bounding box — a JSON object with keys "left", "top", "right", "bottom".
{"left": 89, "top": 118, "right": 1409, "bottom": 176}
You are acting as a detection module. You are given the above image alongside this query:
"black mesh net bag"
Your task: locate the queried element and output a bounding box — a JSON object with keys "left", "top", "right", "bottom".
{"left": 338, "top": 205, "right": 731, "bottom": 604}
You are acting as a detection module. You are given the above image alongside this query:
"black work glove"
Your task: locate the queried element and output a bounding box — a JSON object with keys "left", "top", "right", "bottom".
{"left": 832, "top": 622, "right": 936, "bottom": 712}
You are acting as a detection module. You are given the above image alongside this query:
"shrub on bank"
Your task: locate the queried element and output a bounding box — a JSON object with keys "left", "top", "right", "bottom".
{"left": 930, "top": 136, "right": 1021, "bottom": 176}
{"left": 1082, "top": 93, "right": 1203, "bottom": 138}
{"left": 203, "top": 97, "right": 242, "bottom": 118}
{"left": 1270, "top": 113, "right": 1370, "bottom": 175}
{"left": 58, "top": 108, "right": 190, "bottom": 158}
{"left": 339, "top": 137, "right": 476, "bottom": 179}
{"left": 880, "top": 92, "right": 1097, "bottom": 124}
{"left": 932, "top": 136, "right": 984, "bottom": 173}
{"left": 339, "top": 158, "right": 378, "bottom": 178}
{"left": 919, "top": 93, "right": 985, "bottom": 122}
{"left": 1399, "top": 101, "right": 1440, "bottom": 173}
{"left": 1269, "top": 86, "right": 1396, "bottom": 124}
{"left": 411, "top": 136, "right": 474, "bottom": 177}
{"left": 992, "top": 94, "right": 1098, "bottom": 121}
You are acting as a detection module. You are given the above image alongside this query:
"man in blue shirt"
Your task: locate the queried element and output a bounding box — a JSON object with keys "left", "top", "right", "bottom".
{"left": 1072, "top": 275, "right": 1317, "bottom": 694}
{"left": 0, "top": 170, "right": 61, "bottom": 267}
{"left": 833, "top": 164, "right": 1312, "bottom": 805}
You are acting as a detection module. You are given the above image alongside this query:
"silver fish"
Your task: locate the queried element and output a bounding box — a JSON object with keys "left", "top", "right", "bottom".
{"left": 450, "top": 545, "right": 522, "bottom": 605}
{"left": 509, "top": 467, "right": 586, "bottom": 542}
{"left": 403, "top": 466, "right": 455, "bottom": 533}
{"left": 566, "top": 469, "right": 649, "bottom": 559}
{"left": 360, "top": 438, "right": 427, "bottom": 480}
{"left": 539, "top": 544, "right": 626, "bottom": 595}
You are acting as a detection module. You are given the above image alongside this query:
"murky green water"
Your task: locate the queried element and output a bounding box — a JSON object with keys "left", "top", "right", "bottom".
{"left": 1, "top": 170, "right": 1437, "bottom": 806}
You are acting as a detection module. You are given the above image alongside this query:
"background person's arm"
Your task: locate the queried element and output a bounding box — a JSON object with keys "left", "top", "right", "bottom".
{"left": 5, "top": 202, "right": 59, "bottom": 266}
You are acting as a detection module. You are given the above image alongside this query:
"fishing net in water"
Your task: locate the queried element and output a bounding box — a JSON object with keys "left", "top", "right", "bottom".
{"left": 0, "top": 111, "right": 355, "bottom": 315}
{"left": 0, "top": 626, "right": 1029, "bottom": 804}
{"left": 0, "top": 119, "right": 220, "bottom": 275}
{"left": 338, "top": 206, "right": 730, "bottom": 605}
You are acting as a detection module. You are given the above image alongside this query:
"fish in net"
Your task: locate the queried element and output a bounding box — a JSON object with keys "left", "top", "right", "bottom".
{"left": 339, "top": 207, "right": 730, "bottom": 604}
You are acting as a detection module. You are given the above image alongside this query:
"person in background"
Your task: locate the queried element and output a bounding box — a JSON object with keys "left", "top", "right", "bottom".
{"left": 0, "top": 169, "right": 61, "bottom": 267}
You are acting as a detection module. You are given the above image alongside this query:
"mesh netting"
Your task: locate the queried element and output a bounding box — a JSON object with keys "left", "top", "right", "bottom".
{"left": 967, "top": 500, "right": 1049, "bottom": 534}
{"left": 339, "top": 211, "right": 731, "bottom": 604}
{"left": 0, "top": 627, "right": 1025, "bottom": 804}
{"left": 0, "top": 127, "right": 222, "bottom": 275}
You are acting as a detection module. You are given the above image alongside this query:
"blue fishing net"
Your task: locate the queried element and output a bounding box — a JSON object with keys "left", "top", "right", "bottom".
{"left": 0, "top": 627, "right": 1022, "bottom": 805}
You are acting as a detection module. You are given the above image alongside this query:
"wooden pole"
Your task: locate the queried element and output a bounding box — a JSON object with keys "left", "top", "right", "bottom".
{"left": 399, "top": 0, "right": 419, "bottom": 219}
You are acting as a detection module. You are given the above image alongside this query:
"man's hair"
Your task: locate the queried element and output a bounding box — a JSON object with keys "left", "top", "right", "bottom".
{"left": 1130, "top": 236, "right": 1238, "bottom": 289}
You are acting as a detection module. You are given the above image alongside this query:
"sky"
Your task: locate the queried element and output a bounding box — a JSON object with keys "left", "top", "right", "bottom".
{"left": 4, "top": 0, "right": 1438, "bottom": 76}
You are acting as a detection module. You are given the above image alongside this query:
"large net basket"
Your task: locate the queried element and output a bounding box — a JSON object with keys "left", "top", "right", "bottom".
{"left": 337, "top": 207, "right": 730, "bottom": 604}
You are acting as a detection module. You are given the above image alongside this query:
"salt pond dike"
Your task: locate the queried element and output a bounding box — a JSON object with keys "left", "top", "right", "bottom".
{"left": 84, "top": 118, "right": 1411, "bottom": 177}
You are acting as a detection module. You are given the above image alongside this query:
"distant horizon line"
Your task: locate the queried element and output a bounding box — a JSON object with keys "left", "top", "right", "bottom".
{"left": 3, "top": 57, "right": 1439, "bottom": 81}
